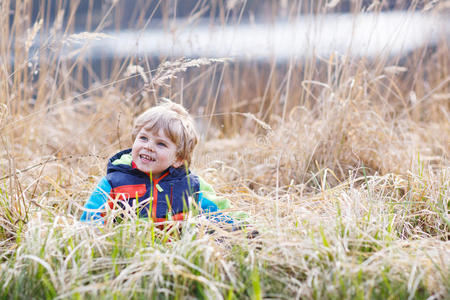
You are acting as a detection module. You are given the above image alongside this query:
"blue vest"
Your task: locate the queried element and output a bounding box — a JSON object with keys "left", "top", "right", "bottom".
{"left": 105, "top": 149, "right": 200, "bottom": 220}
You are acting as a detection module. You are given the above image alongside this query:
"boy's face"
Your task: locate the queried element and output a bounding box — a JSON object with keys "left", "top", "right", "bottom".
{"left": 131, "top": 127, "right": 183, "bottom": 178}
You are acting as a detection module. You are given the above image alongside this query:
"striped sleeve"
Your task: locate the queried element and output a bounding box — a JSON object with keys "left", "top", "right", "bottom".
{"left": 80, "top": 177, "right": 111, "bottom": 222}
{"left": 197, "top": 176, "right": 231, "bottom": 211}
{"left": 198, "top": 176, "right": 249, "bottom": 221}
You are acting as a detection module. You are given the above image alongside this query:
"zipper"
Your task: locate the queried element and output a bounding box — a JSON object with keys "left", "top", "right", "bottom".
{"left": 170, "top": 183, "right": 174, "bottom": 209}
{"left": 151, "top": 171, "right": 169, "bottom": 221}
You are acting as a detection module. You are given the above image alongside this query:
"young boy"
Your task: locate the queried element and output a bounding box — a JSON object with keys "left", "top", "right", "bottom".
{"left": 80, "top": 100, "right": 231, "bottom": 224}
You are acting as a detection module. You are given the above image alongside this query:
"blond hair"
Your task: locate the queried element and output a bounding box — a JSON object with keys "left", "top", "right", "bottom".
{"left": 131, "top": 100, "right": 198, "bottom": 165}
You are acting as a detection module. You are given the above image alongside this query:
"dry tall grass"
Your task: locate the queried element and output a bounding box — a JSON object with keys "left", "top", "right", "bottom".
{"left": 0, "top": 0, "right": 449, "bottom": 299}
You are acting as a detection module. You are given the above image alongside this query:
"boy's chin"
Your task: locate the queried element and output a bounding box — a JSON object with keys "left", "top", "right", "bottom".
{"left": 135, "top": 163, "right": 152, "bottom": 174}
{"left": 136, "top": 165, "right": 164, "bottom": 177}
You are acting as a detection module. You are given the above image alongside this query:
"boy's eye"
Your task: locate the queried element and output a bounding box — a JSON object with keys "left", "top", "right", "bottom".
{"left": 139, "top": 136, "right": 148, "bottom": 141}
{"left": 157, "top": 142, "right": 167, "bottom": 147}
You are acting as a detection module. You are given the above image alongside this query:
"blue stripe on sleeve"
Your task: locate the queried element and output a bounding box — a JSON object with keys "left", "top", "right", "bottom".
{"left": 80, "top": 177, "right": 111, "bottom": 222}
{"left": 198, "top": 192, "right": 218, "bottom": 213}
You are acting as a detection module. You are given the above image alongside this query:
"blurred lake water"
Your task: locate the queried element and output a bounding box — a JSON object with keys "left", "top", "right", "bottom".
{"left": 77, "top": 11, "right": 449, "bottom": 61}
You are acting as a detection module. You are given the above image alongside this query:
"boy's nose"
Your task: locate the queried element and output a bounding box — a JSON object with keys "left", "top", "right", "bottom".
{"left": 144, "top": 139, "right": 155, "bottom": 151}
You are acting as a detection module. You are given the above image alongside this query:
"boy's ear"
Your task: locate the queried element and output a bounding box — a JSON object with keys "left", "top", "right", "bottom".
{"left": 172, "top": 157, "right": 184, "bottom": 168}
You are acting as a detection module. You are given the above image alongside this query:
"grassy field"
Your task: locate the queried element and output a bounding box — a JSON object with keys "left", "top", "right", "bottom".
{"left": 0, "top": 0, "right": 449, "bottom": 299}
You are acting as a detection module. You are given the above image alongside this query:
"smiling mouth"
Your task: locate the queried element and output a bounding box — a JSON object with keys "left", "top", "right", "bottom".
{"left": 140, "top": 154, "right": 156, "bottom": 162}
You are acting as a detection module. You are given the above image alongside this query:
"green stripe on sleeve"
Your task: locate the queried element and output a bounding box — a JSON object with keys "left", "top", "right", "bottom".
{"left": 198, "top": 176, "right": 231, "bottom": 210}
